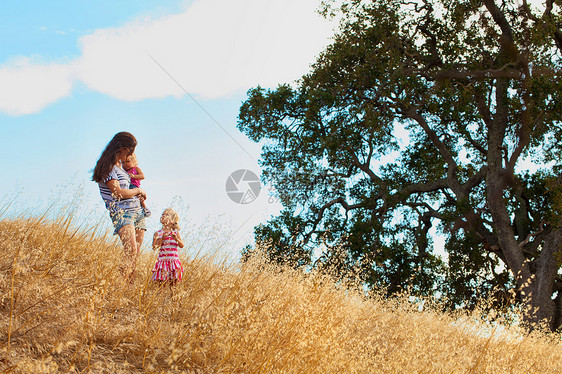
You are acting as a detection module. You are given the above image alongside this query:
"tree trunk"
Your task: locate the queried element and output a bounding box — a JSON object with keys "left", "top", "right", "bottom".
{"left": 486, "top": 78, "right": 533, "bottom": 329}
{"left": 530, "top": 227, "right": 562, "bottom": 330}
{"left": 487, "top": 170, "right": 534, "bottom": 322}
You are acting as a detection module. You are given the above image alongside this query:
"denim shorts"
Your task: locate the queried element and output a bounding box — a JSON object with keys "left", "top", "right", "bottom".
{"left": 109, "top": 207, "right": 147, "bottom": 235}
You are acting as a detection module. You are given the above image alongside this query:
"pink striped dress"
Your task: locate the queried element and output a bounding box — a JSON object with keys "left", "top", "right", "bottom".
{"left": 152, "top": 230, "right": 184, "bottom": 281}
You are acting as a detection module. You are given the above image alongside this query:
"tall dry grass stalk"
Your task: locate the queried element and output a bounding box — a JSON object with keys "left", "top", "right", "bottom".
{"left": 1, "top": 205, "right": 562, "bottom": 373}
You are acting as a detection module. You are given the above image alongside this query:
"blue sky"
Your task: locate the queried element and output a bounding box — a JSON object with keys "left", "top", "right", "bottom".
{"left": 0, "top": 0, "right": 337, "bottom": 256}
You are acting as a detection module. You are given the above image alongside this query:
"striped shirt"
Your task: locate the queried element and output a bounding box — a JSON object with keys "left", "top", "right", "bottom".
{"left": 98, "top": 164, "right": 141, "bottom": 213}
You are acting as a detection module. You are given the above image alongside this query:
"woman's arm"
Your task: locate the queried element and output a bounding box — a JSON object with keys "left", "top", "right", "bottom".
{"left": 106, "top": 179, "right": 146, "bottom": 200}
{"left": 133, "top": 166, "right": 145, "bottom": 181}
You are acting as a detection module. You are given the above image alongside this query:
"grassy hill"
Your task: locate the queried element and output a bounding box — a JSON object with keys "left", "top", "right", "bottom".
{"left": 1, "top": 213, "right": 562, "bottom": 373}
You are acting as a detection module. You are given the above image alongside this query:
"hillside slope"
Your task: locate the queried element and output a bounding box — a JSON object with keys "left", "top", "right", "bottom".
{"left": 1, "top": 215, "right": 561, "bottom": 373}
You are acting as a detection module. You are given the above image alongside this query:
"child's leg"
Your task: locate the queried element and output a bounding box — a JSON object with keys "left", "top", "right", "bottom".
{"left": 169, "top": 277, "right": 178, "bottom": 298}
{"left": 138, "top": 194, "right": 151, "bottom": 217}
{"left": 129, "top": 182, "right": 150, "bottom": 216}
{"left": 143, "top": 203, "right": 151, "bottom": 217}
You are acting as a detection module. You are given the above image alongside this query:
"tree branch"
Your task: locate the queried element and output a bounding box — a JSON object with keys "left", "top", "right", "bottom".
{"left": 349, "top": 149, "right": 383, "bottom": 183}
{"left": 431, "top": 69, "right": 522, "bottom": 80}
{"left": 483, "top": 0, "right": 514, "bottom": 42}
{"left": 401, "top": 106, "right": 460, "bottom": 191}
{"left": 518, "top": 221, "right": 545, "bottom": 249}
{"left": 399, "top": 178, "right": 450, "bottom": 196}
{"left": 303, "top": 197, "right": 365, "bottom": 245}
{"left": 522, "top": 0, "right": 562, "bottom": 54}
{"left": 463, "top": 166, "right": 488, "bottom": 193}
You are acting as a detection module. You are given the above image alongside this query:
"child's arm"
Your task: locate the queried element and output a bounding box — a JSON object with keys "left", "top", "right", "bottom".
{"left": 133, "top": 166, "right": 145, "bottom": 181}
{"left": 172, "top": 231, "right": 184, "bottom": 248}
{"left": 152, "top": 231, "right": 163, "bottom": 250}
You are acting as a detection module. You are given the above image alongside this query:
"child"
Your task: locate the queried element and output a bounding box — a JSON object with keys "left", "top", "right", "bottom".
{"left": 122, "top": 153, "right": 151, "bottom": 217}
{"left": 152, "top": 208, "right": 184, "bottom": 291}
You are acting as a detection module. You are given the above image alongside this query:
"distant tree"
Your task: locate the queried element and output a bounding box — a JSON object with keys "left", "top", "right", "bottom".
{"left": 238, "top": 0, "right": 562, "bottom": 330}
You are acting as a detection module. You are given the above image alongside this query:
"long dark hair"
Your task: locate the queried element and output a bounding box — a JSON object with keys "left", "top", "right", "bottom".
{"left": 92, "top": 132, "right": 137, "bottom": 182}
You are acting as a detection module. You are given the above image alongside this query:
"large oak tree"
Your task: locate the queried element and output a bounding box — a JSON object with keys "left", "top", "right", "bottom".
{"left": 238, "top": 0, "right": 562, "bottom": 330}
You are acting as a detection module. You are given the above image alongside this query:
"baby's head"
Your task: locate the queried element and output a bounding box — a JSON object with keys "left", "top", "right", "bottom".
{"left": 122, "top": 153, "right": 138, "bottom": 171}
{"left": 161, "top": 208, "right": 180, "bottom": 230}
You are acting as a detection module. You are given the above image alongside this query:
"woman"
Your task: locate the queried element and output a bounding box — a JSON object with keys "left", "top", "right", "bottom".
{"left": 92, "top": 132, "right": 147, "bottom": 283}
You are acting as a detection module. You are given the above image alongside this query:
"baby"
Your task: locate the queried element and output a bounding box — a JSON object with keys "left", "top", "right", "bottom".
{"left": 122, "top": 153, "right": 151, "bottom": 217}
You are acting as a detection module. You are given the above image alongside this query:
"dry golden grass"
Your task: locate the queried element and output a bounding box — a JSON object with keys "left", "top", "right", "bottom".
{"left": 1, "top": 211, "right": 562, "bottom": 373}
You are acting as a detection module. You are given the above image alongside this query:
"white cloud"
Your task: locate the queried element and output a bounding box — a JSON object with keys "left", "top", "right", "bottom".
{"left": 0, "top": 0, "right": 336, "bottom": 115}
{"left": 0, "top": 58, "right": 74, "bottom": 115}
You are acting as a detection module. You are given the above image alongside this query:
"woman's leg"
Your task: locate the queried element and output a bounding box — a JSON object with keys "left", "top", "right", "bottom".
{"left": 135, "top": 228, "right": 145, "bottom": 251}
{"left": 129, "top": 228, "right": 145, "bottom": 282}
{"left": 118, "top": 224, "right": 137, "bottom": 283}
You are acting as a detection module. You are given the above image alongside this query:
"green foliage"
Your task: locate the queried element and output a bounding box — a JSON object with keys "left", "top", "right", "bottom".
{"left": 238, "top": 0, "right": 562, "bottom": 321}
{"left": 442, "top": 231, "right": 512, "bottom": 311}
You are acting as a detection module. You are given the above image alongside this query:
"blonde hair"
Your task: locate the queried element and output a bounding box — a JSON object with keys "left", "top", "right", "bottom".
{"left": 125, "top": 153, "right": 138, "bottom": 167}
{"left": 162, "top": 208, "right": 180, "bottom": 230}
